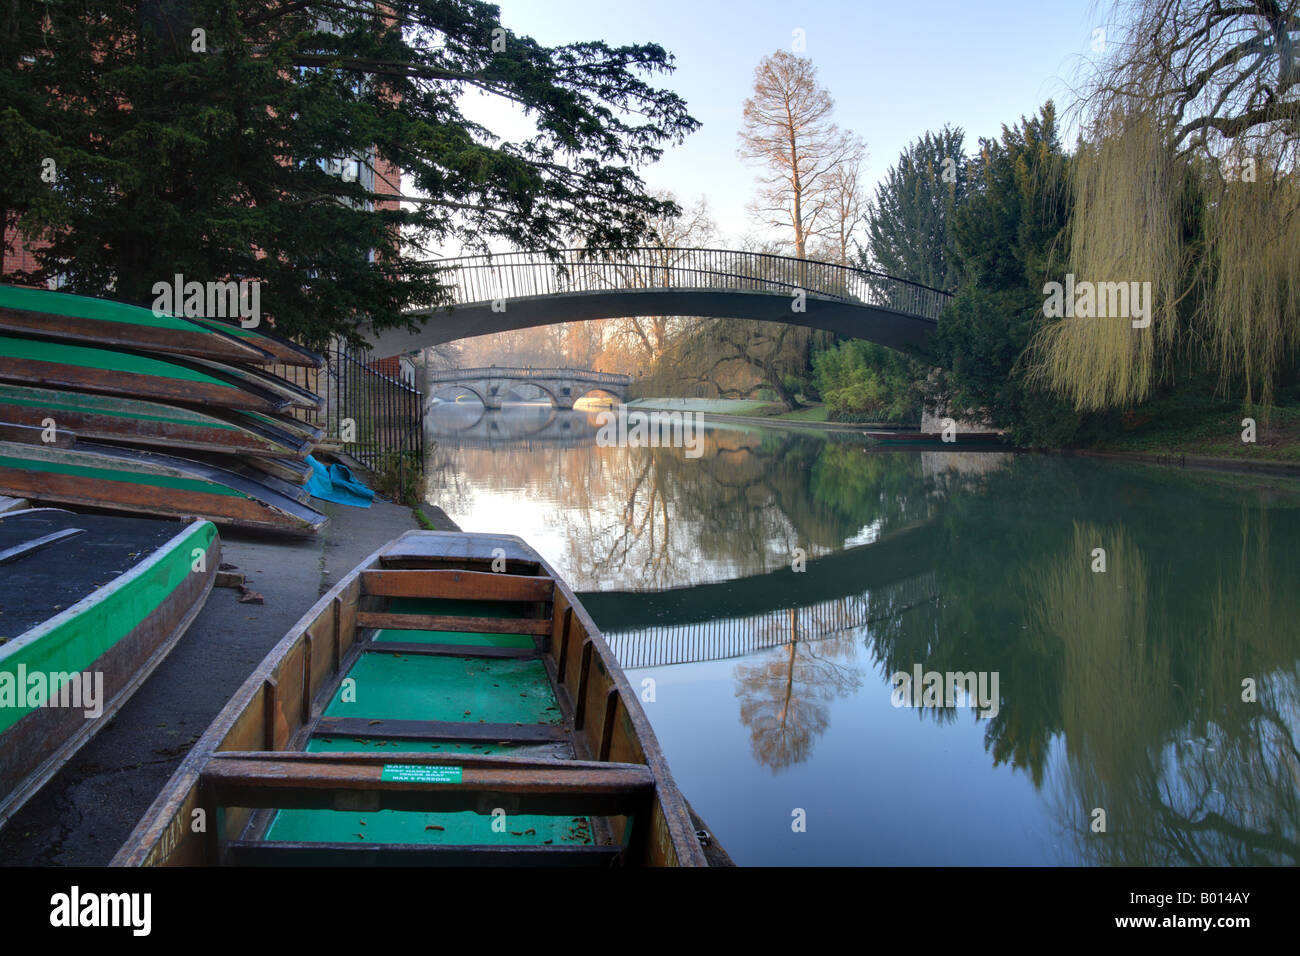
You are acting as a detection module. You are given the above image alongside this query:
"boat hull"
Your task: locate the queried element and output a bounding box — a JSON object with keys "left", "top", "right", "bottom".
{"left": 0, "top": 510, "right": 219, "bottom": 827}
{"left": 0, "top": 335, "right": 302, "bottom": 413}
{"left": 0, "top": 284, "right": 272, "bottom": 365}
{"left": 0, "top": 283, "right": 324, "bottom": 368}
{"left": 0, "top": 383, "right": 313, "bottom": 458}
{"left": 0, "top": 440, "right": 327, "bottom": 534}
{"left": 112, "top": 531, "right": 706, "bottom": 867}
{"left": 187, "top": 317, "right": 325, "bottom": 369}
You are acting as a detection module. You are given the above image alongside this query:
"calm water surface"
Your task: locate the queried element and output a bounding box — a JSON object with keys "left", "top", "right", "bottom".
{"left": 422, "top": 401, "right": 1300, "bottom": 866}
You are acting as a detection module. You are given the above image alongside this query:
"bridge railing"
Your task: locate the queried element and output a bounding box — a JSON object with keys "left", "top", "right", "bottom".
{"left": 601, "top": 574, "right": 941, "bottom": 669}
{"left": 417, "top": 247, "right": 953, "bottom": 322}
{"left": 425, "top": 366, "right": 633, "bottom": 387}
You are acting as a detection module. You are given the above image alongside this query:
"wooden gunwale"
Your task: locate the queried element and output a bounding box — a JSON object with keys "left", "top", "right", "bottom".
{"left": 0, "top": 517, "right": 219, "bottom": 827}
{"left": 0, "top": 298, "right": 272, "bottom": 365}
{"left": 110, "top": 531, "right": 706, "bottom": 867}
{"left": 0, "top": 384, "right": 313, "bottom": 459}
{"left": 0, "top": 440, "right": 327, "bottom": 534}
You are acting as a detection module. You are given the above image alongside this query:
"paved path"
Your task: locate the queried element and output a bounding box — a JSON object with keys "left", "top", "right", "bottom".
{"left": 0, "top": 498, "right": 419, "bottom": 866}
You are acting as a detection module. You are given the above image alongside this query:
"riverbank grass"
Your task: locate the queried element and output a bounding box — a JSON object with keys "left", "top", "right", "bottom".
{"left": 1091, "top": 400, "right": 1300, "bottom": 463}
{"left": 772, "top": 404, "right": 831, "bottom": 422}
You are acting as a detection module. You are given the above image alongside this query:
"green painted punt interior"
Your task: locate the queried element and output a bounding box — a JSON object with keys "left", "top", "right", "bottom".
{"left": 263, "top": 597, "right": 597, "bottom": 848}
{"left": 0, "top": 521, "right": 216, "bottom": 735}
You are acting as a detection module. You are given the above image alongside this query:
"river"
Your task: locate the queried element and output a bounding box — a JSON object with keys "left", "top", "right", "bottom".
{"left": 421, "top": 400, "right": 1300, "bottom": 866}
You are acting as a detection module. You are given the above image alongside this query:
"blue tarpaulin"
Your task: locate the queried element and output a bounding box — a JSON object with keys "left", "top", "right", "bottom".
{"left": 306, "top": 455, "right": 376, "bottom": 508}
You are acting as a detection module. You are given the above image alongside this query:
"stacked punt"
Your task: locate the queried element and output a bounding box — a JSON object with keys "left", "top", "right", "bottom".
{"left": 0, "top": 284, "right": 328, "bottom": 534}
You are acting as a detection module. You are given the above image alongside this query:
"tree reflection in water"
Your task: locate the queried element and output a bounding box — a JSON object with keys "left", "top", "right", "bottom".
{"left": 734, "top": 610, "right": 863, "bottom": 771}
{"left": 425, "top": 409, "right": 1300, "bottom": 865}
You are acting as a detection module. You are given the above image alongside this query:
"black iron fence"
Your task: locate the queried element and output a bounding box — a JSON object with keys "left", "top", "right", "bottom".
{"left": 275, "top": 339, "right": 424, "bottom": 494}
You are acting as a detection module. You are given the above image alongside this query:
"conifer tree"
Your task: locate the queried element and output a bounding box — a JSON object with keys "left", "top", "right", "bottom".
{"left": 0, "top": 0, "right": 699, "bottom": 347}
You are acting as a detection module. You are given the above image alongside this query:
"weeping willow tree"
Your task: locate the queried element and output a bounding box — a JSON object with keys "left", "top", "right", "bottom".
{"left": 1031, "top": 0, "right": 1300, "bottom": 410}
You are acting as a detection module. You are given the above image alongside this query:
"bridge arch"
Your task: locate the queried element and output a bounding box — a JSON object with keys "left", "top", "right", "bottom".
{"left": 572, "top": 385, "right": 622, "bottom": 407}
{"left": 506, "top": 381, "right": 563, "bottom": 408}
{"left": 429, "top": 382, "right": 487, "bottom": 406}
{"left": 366, "top": 248, "right": 952, "bottom": 358}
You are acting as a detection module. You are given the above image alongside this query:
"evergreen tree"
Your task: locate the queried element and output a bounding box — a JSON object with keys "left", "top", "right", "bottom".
{"left": 863, "top": 126, "right": 967, "bottom": 290}
{"left": 0, "top": 1, "right": 699, "bottom": 347}
{"left": 932, "top": 102, "right": 1085, "bottom": 444}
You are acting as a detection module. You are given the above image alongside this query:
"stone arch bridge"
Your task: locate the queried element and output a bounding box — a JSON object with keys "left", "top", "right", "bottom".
{"left": 427, "top": 366, "right": 632, "bottom": 410}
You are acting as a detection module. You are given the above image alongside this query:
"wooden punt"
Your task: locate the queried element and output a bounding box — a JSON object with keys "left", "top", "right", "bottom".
{"left": 863, "top": 428, "right": 1005, "bottom": 446}
{"left": 0, "top": 508, "right": 218, "bottom": 828}
{"left": 0, "top": 284, "right": 325, "bottom": 368}
{"left": 0, "top": 283, "right": 272, "bottom": 365}
{"left": 0, "top": 335, "right": 308, "bottom": 413}
{"left": 232, "top": 454, "right": 313, "bottom": 486}
{"left": 0, "top": 383, "right": 314, "bottom": 459}
{"left": 246, "top": 410, "right": 325, "bottom": 446}
{"left": 213, "top": 461, "right": 313, "bottom": 506}
{"left": 184, "top": 450, "right": 314, "bottom": 487}
{"left": 183, "top": 355, "right": 322, "bottom": 411}
{"left": 0, "top": 438, "right": 327, "bottom": 535}
{"left": 112, "top": 531, "right": 708, "bottom": 867}
{"left": 186, "top": 316, "right": 325, "bottom": 369}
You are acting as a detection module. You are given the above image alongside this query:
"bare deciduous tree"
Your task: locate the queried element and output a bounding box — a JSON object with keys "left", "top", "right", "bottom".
{"left": 738, "top": 51, "right": 864, "bottom": 259}
{"left": 601, "top": 191, "right": 718, "bottom": 369}
{"left": 812, "top": 140, "right": 868, "bottom": 265}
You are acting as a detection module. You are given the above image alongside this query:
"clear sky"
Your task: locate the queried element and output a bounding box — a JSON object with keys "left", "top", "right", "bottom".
{"left": 465, "top": 0, "right": 1110, "bottom": 246}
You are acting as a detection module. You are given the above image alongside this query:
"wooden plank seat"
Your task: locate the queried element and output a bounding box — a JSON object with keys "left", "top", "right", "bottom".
{"left": 201, "top": 752, "right": 654, "bottom": 816}
{"left": 361, "top": 569, "right": 555, "bottom": 603}
{"left": 362, "top": 640, "right": 539, "bottom": 659}
{"left": 312, "top": 716, "right": 567, "bottom": 744}
{"left": 355, "top": 612, "right": 552, "bottom": 636}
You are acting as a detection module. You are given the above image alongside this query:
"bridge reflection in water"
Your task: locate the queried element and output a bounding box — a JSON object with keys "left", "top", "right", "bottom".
{"left": 602, "top": 574, "right": 939, "bottom": 669}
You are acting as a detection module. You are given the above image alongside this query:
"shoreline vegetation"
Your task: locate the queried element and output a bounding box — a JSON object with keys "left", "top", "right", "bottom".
{"left": 623, "top": 398, "right": 1300, "bottom": 474}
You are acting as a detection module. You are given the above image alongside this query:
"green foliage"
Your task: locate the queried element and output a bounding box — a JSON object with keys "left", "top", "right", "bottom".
{"left": 824, "top": 126, "right": 968, "bottom": 426}
{"left": 371, "top": 451, "right": 423, "bottom": 507}
{"left": 0, "top": 1, "right": 698, "bottom": 348}
{"left": 863, "top": 126, "right": 968, "bottom": 290}
{"left": 930, "top": 103, "right": 1089, "bottom": 445}
{"left": 812, "top": 339, "right": 921, "bottom": 422}
{"left": 640, "top": 318, "right": 817, "bottom": 408}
